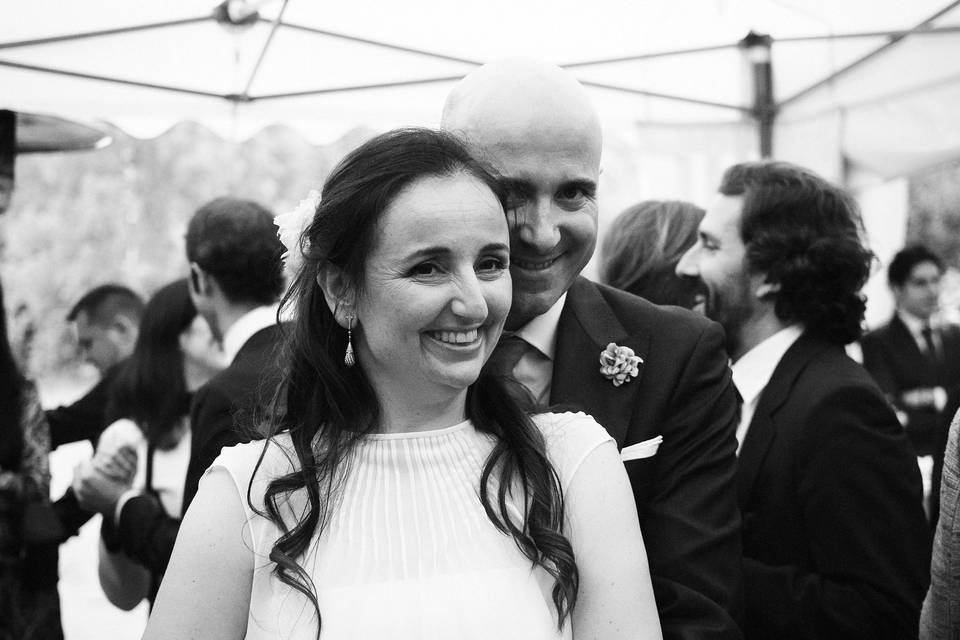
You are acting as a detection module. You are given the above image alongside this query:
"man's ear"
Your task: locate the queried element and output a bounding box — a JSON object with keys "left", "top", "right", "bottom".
{"left": 189, "top": 263, "right": 211, "bottom": 297}
{"left": 316, "top": 262, "right": 357, "bottom": 327}
{"left": 109, "top": 315, "right": 139, "bottom": 353}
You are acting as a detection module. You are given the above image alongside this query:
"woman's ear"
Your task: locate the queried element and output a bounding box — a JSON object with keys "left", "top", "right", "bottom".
{"left": 316, "top": 262, "right": 357, "bottom": 328}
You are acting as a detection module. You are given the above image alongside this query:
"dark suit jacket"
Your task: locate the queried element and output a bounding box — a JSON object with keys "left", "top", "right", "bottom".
{"left": 551, "top": 278, "right": 742, "bottom": 640}
{"left": 861, "top": 316, "right": 960, "bottom": 457}
{"left": 106, "top": 323, "right": 284, "bottom": 574}
{"left": 738, "top": 332, "right": 930, "bottom": 639}
{"left": 47, "top": 361, "right": 123, "bottom": 449}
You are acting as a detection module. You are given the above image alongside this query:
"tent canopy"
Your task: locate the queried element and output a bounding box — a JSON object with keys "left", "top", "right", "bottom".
{"left": 3, "top": 0, "right": 960, "bottom": 182}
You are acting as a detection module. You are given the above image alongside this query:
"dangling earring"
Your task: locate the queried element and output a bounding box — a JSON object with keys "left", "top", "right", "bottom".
{"left": 344, "top": 315, "right": 356, "bottom": 367}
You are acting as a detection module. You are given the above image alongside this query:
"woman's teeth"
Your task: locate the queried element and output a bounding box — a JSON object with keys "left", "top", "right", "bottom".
{"left": 431, "top": 329, "right": 479, "bottom": 344}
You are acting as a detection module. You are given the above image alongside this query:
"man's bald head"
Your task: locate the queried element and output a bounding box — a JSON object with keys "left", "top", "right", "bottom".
{"left": 442, "top": 58, "right": 602, "bottom": 160}
{"left": 442, "top": 59, "right": 603, "bottom": 329}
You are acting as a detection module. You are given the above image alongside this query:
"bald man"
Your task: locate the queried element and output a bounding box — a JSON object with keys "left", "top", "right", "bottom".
{"left": 444, "top": 59, "right": 743, "bottom": 639}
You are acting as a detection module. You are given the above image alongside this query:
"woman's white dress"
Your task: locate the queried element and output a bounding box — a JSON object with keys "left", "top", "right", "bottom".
{"left": 213, "top": 411, "right": 612, "bottom": 640}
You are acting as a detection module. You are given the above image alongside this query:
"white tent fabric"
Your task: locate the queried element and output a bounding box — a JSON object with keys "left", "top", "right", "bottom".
{"left": 3, "top": 0, "right": 959, "bottom": 166}
{"left": 3, "top": 0, "right": 960, "bottom": 321}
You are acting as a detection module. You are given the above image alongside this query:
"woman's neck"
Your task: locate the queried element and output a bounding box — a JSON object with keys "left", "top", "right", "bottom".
{"left": 372, "top": 386, "right": 469, "bottom": 434}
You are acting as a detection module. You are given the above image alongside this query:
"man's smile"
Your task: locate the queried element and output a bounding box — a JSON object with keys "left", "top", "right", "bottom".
{"left": 512, "top": 255, "right": 561, "bottom": 271}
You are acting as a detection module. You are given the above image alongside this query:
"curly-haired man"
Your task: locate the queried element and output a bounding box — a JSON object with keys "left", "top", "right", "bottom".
{"left": 677, "top": 161, "right": 930, "bottom": 639}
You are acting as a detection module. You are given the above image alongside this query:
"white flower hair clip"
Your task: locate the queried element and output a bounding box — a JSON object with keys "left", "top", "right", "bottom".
{"left": 599, "top": 342, "right": 643, "bottom": 387}
{"left": 274, "top": 189, "right": 321, "bottom": 283}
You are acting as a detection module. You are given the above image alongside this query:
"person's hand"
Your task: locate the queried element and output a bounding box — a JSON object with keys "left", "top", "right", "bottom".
{"left": 73, "top": 458, "right": 133, "bottom": 515}
{"left": 93, "top": 445, "right": 138, "bottom": 483}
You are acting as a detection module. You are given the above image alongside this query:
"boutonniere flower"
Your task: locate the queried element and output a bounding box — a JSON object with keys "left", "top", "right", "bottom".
{"left": 599, "top": 342, "right": 643, "bottom": 387}
{"left": 274, "top": 189, "right": 321, "bottom": 283}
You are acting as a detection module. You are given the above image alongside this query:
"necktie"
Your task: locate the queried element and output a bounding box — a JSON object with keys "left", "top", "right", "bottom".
{"left": 487, "top": 335, "right": 529, "bottom": 380}
{"left": 487, "top": 335, "right": 539, "bottom": 408}
{"left": 922, "top": 324, "right": 940, "bottom": 364}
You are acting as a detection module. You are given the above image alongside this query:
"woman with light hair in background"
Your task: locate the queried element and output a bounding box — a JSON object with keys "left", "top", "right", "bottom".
{"left": 599, "top": 200, "right": 705, "bottom": 309}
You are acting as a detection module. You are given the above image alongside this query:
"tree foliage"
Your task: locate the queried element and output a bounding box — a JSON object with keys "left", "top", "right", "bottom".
{"left": 0, "top": 121, "right": 374, "bottom": 376}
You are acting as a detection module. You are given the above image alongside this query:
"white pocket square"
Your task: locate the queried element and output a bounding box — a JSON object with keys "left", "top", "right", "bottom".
{"left": 621, "top": 435, "right": 663, "bottom": 461}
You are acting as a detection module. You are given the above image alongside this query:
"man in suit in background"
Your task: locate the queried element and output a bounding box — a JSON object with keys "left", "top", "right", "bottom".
{"left": 48, "top": 283, "right": 143, "bottom": 448}
{"left": 74, "top": 196, "right": 285, "bottom": 576}
{"left": 676, "top": 160, "right": 930, "bottom": 639}
{"left": 17, "top": 283, "right": 143, "bottom": 620}
{"left": 861, "top": 245, "right": 960, "bottom": 521}
{"left": 443, "top": 58, "right": 743, "bottom": 640}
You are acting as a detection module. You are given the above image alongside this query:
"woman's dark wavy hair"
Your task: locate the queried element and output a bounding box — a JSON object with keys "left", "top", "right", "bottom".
{"left": 254, "top": 128, "right": 577, "bottom": 636}
{"left": 106, "top": 279, "right": 195, "bottom": 448}
{"left": 599, "top": 200, "right": 705, "bottom": 307}
{"left": 720, "top": 161, "right": 873, "bottom": 344}
{"left": 0, "top": 279, "right": 27, "bottom": 471}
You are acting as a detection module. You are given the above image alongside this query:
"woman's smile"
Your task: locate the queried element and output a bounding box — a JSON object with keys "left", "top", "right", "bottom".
{"left": 427, "top": 328, "right": 481, "bottom": 345}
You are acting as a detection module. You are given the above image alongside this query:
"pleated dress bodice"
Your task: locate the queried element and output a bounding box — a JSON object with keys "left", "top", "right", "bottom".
{"left": 214, "top": 412, "right": 610, "bottom": 640}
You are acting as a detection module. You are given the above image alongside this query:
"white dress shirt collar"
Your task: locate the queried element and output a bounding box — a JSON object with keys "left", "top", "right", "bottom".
{"left": 221, "top": 304, "right": 280, "bottom": 365}
{"left": 513, "top": 292, "right": 566, "bottom": 360}
{"left": 731, "top": 324, "right": 804, "bottom": 453}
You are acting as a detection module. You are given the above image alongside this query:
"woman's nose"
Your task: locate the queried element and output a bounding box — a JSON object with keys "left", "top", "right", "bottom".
{"left": 450, "top": 273, "right": 488, "bottom": 320}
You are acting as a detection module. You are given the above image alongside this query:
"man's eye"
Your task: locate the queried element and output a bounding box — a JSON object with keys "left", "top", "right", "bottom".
{"left": 556, "top": 185, "right": 594, "bottom": 207}
{"left": 558, "top": 186, "right": 585, "bottom": 199}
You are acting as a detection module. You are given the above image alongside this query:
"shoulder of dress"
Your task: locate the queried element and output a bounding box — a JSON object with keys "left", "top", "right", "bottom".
{"left": 533, "top": 411, "right": 611, "bottom": 446}
{"left": 533, "top": 410, "right": 596, "bottom": 429}
{"left": 216, "top": 433, "right": 295, "bottom": 475}
{"left": 532, "top": 411, "right": 614, "bottom": 489}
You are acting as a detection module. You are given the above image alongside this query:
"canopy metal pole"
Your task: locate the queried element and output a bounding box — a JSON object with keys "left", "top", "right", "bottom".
{"left": 740, "top": 32, "right": 775, "bottom": 159}
{"left": 780, "top": 0, "right": 960, "bottom": 108}
{"left": 0, "top": 17, "right": 213, "bottom": 50}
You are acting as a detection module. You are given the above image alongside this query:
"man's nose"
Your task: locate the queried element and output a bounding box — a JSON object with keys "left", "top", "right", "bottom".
{"left": 514, "top": 199, "right": 561, "bottom": 251}
{"left": 676, "top": 245, "right": 699, "bottom": 277}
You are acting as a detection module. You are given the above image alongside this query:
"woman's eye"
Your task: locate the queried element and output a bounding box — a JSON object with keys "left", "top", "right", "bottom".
{"left": 410, "top": 262, "right": 441, "bottom": 277}
{"left": 477, "top": 257, "right": 508, "bottom": 273}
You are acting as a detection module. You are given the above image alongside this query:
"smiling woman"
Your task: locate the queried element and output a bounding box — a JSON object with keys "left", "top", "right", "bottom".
{"left": 143, "top": 128, "right": 659, "bottom": 640}
{"left": 353, "top": 172, "right": 511, "bottom": 404}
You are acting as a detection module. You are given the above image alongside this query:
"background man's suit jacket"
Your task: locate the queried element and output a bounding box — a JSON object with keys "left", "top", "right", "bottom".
{"left": 551, "top": 277, "right": 742, "bottom": 640}
{"left": 104, "top": 323, "right": 284, "bottom": 574}
{"left": 861, "top": 315, "right": 960, "bottom": 457}
{"left": 738, "top": 332, "right": 930, "bottom": 639}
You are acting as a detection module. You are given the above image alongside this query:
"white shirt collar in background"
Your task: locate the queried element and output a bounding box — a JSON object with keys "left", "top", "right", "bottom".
{"left": 731, "top": 324, "right": 804, "bottom": 454}
{"left": 222, "top": 304, "right": 280, "bottom": 365}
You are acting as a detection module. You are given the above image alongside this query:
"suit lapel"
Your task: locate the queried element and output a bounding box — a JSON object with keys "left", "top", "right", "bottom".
{"left": 736, "top": 332, "right": 826, "bottom": 508}
{"left": 550, "top": 278, "right": 649, "bottom": 448}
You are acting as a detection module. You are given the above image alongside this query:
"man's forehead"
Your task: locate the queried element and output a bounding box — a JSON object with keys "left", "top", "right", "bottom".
{"left": 908, "top": 262, "right": 943, "bottom": 281}
{"left": 702, "top": 195, "right": 744, "bottom": 237}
